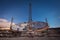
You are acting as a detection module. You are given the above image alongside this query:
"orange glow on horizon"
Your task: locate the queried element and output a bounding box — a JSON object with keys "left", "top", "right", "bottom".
{"left": 0, "top": 28, "right": 10, "bottom": 30}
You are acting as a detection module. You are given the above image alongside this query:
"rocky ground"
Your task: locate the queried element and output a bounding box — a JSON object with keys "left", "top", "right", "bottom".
{"left": 0, "top": 37, "right": 60, "bottom": 40}
{"left": 0, "top": 28, "right": 60, "bottom": 40}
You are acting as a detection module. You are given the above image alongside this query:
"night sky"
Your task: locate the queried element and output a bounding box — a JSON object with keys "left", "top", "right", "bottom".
{"left": 0, "top": 0, "right": 60, "bottom": 28}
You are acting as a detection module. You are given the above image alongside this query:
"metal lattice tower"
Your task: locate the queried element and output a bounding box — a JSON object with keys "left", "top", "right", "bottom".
{"left": 10, "top": 17, "right": 13, "bottom": 30}
{"left": 45, "top": 18, "right": 49, "bottom": 31}
{"left": 45, "top": 18, "right": 49, "bottom": 26}
{"left": 28, "top": 2, "right": 32, "bottom": 22}
{"left": 28, "top": 2, "right": 32, "bottom": 30}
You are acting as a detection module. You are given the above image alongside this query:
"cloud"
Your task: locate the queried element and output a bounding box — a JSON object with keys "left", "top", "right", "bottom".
{"left": 0, "top": 18, "right": 15, "bottom": 28}
{"left": 0, "top": 18, "right": 24, "bottom": 31}
{"left": 0, "top": 18, "right": 8, "bottom": 22}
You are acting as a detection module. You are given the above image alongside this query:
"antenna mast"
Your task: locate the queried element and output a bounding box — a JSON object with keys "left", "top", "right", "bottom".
{"left": 45, "top": 18, "right": 49, "bottom": 26}
{"left": 10, "top": 17, "right": 13, "bottom": 30}
{"left": 28, "top": 1, "right": 32, "bottom": 30}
